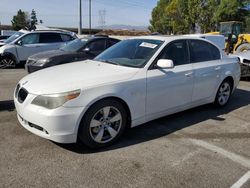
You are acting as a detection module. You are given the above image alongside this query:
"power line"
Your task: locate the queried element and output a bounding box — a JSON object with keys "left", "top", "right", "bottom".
{"left": 93, "top": 0, "right": 151, "bottom": 11}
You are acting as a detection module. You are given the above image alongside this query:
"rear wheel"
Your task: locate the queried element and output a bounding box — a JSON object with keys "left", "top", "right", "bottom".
{"left": 78, "top": 99, "right": 127, "bottom": 148}
{"left": 214, "top": 80, "right": 232, "bottom": 107}
{"left": 0, "top": 56, "right": 16, "bottom": 69}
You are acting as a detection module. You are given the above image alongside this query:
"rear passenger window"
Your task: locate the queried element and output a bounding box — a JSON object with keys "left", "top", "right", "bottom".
{"left": 158, "top": 40, "right": 188, "bottom": 66}
{"left": 40, "top": 33, "right": 63, "bottom": 43}
{"left": 88, "top": 39, "right": 106, "bottom": 52}
{"left": 107, "top": 39, "right": 119, "bottom": 48}
{"left": 61, "top": 34, "right": 73, "bottom": 42}
{"left": 189, "top": 40, "right": 221, "bottom": 63}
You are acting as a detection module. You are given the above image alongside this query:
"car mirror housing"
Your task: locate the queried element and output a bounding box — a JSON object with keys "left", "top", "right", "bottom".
{"left": 157, "top": 59, "right": 174, "bottom": 69}
{"left": 17, "top": 40, "right": 23, "bottom": 46}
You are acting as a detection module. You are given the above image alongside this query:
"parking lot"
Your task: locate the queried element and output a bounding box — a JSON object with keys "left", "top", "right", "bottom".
{"left": 0, "top": 68, "right": 250, "bottom": 188}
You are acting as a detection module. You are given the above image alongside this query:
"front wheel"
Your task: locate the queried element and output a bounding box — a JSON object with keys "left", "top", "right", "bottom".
{"left": 78, "top": 99, "right": 127, "bottom": 148}
{"left": 0, "top": 57, "right": 16, "bottom": 69}
{"left": 214, "top": 80, "right": 232, "bottom": 107}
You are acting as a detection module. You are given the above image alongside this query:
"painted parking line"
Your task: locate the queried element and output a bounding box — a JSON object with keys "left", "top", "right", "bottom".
{"left": 231, "top": 171, "right": 250, "bottom": 188}
{"left": 172, "top": 149, "right": 201, "bottom": 167}
{"left": 189, "top": 139, "right": 250, "bottom": 169}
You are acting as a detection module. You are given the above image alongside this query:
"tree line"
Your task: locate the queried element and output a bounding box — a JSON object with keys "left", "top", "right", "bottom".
{"left": 149, "top": 0, "right": 250, "bottom": 34}
{"left": 11, "top": 9, "right": 42, "bottom": 31}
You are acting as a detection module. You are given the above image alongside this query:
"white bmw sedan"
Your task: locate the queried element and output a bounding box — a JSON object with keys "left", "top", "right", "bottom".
{"left": 14, "top": 36, "right": 241, "bottom": 148}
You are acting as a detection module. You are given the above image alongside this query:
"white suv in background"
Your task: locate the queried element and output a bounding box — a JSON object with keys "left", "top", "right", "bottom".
{"left": 0, "top": 30, "right": 77, "bottom": 68}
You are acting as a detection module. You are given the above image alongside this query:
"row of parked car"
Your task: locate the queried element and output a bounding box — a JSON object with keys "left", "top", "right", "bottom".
{"left": 1, "top": 29, "right": 249, "bottom": 78}
{"left": 11, "top": 28, "right": 242, "bottom": 148}
{"left": 0, "top": 28, "right": 121, "bottom": 72}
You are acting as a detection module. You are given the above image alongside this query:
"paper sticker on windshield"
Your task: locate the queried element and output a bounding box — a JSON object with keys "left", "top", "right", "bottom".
{"left": 139, "top": 42, "right": 158, "bottom": 49}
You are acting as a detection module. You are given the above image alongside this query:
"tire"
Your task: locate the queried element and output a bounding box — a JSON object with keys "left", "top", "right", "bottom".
{"left": 235, "top": 43, "right": 250, "bottom": 53}
{"left": 0, "top": 56, "right": 16, "bottom": 69}
{"left": 78, "top": 99, "right": 127, "bottom": 148}
{"left": 214, "top": 79, "right": 232, "bottom": 107}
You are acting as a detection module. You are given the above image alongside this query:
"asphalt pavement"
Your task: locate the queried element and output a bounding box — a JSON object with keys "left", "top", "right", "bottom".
{"left": 0, "top": 69, "right": 250, "bottom": 188}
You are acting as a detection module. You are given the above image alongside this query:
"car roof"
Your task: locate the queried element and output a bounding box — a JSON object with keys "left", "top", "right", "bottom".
{"left": 130, "top": 35, "right": 217, "bottom": 42}
{"left": 30, "top": 30, "right": 73, "bottom": 34}
{"left": 79, "top": 35, "right": 120, "bottom": 41}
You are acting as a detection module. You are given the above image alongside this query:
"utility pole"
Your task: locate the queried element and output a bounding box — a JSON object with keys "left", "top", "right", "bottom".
{"left": 98, "top": 9, "right": 106, "bottom": 29}
{"left": 89, "top": 0, "right": 91, "bottom": 35}
{"left": 78, "top": 0, "right": 82, "bottom": 35}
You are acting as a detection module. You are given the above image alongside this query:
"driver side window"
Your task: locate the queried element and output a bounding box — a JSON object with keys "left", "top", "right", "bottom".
{"left": 157, "top": 40, "right": 189, "bottom": 66}
{"left": 20, "top": 33, "right": 39, "bottom": 45}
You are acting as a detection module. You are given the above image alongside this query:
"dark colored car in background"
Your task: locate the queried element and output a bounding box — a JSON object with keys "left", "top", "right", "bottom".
{"left": 0, "top": 35, "right": 10, "bottom": 41}
{"left": 26, "top": 35, "right": 120, "bottom": 73}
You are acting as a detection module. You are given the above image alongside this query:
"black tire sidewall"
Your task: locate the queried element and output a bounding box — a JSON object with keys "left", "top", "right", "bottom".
{"left": 78, "top": 99, "right": 127, "bottom": 148}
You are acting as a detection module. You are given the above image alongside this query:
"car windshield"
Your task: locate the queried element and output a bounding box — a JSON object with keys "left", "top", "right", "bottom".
{"left": 60, "top": 38, "right": 87, "bottom": 52}
{"left": 95, "top": 39, "right": 163, "bottom": 68}
{"left": 5, "top": 31, "right": 25, "bottom": 44}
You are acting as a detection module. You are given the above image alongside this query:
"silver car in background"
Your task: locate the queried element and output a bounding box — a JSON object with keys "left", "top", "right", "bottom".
{"left": 0, "top": 30, "right": 77, "bottom": 68}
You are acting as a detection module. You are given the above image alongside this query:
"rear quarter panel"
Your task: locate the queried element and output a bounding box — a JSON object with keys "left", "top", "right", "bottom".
{"left": 217, "top": 57, "right": 241, "bottom": 94}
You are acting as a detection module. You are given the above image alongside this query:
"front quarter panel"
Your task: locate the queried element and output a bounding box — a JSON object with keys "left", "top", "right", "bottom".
{"left": 63, "top": 70, "right": 147, "bottom": 128}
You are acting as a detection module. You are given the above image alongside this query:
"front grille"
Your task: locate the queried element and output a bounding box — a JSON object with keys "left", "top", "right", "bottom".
{"left": 18, "top": 88, "right": 28, "bottom": 103}
{"left": 243, "top": 59, "right": 250, "bottom": 65}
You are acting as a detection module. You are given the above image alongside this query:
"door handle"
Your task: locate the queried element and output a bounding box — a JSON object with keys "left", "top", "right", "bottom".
{"left": 215, "top": 66, "right": 221, "bottom": 71}
{"left": 185, "top": 72, "right": 193, "bottom": 77}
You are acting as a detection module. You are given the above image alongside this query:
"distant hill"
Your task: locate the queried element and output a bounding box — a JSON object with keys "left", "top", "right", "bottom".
{"left": 97, "top": 24, "right": 149, "bottom": 31}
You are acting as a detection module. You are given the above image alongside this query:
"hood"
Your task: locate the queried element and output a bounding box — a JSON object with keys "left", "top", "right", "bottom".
{"left": 0, "top": 42, "right": 5, "bottom": 47}
{"left": 19, "top": 60, "right": 139, "bottom": 95}
{"left": 0, "top": 44, "right": 13, "bottom": 53}
{"left": 29, "top": 49, "right": 75, "bottom": 60}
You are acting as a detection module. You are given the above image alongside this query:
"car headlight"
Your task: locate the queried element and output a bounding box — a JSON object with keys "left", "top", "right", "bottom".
{"left": 31, "top": 89, "right": 81, "bottom": 109}
{"left": 35, "top": 58, "right": 50, "bottom": 66}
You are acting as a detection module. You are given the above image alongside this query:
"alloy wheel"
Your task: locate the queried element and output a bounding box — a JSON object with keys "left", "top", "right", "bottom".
{"left": 217, "top": 82, "right": 231, "bottom": 106}
{"left": 89, "top": 106, "right": 122, "bottom": 143}
{"left": 0, "top": 58, "right": 15, "bottom": 68}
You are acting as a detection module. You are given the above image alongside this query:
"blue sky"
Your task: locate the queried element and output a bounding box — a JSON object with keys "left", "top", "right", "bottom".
{"left": 0, "top": 0, "right": 158, "bottom": 28}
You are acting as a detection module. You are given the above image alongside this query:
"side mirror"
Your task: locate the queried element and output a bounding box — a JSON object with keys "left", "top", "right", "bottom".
{"left": 157, "top": 59, "right": 174, "bottom": 69}
{"left": 17, "top": 40, "right": 23, "bottom": 46}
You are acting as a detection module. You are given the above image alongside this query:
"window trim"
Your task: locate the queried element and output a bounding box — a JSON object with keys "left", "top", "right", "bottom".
{"left": 148, "top": 39, "right": 190, "bottom": 70}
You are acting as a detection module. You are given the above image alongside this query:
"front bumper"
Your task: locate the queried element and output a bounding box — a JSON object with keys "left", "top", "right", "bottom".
{"left": 240, "top": 63, "right": 250, "bottom": 77}
{"left": 25, "top": 63, "right": 43, "bottom": 73}
{"left": 14, "top": 91, "right": 85, "bottom": 143}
